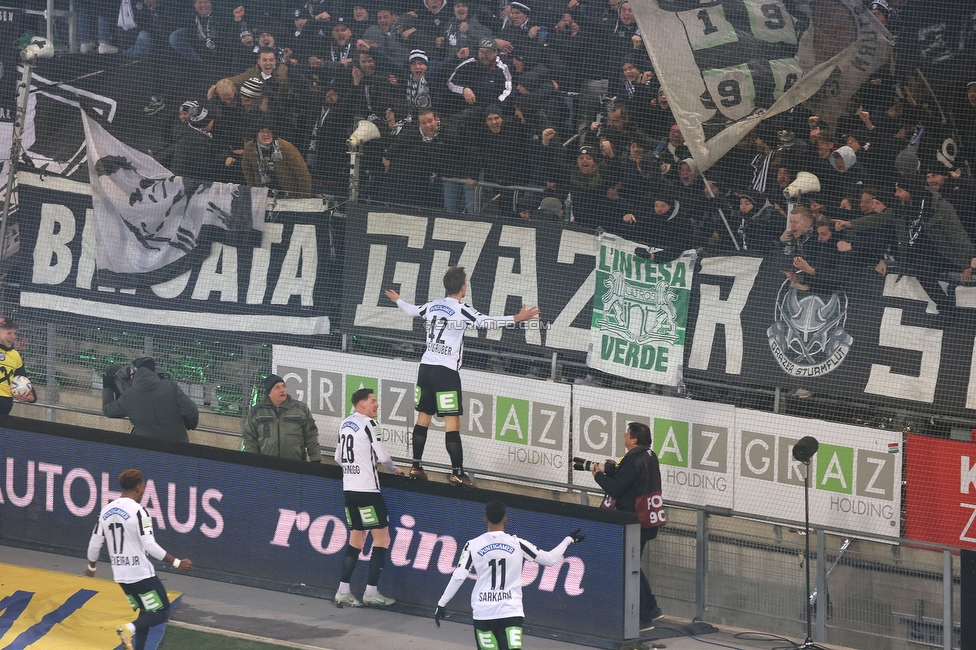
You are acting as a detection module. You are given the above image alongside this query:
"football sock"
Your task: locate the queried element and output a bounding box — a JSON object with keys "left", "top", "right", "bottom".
{"left": 340, "top": 544, "right": 359, "bottom": 583}
{"left": 337, "top": 581, "right": 351, "bottom": 596}
{"left": 412, "top": 425, "right": 429, "bottom": 465}
{"left": 446, "top": 430, "right": 463, "bottom": 473}
{"left": 367, "top": 546, "right": 388, "bottom": 586}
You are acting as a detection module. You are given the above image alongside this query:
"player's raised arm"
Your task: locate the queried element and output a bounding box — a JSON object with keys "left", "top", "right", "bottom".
{"left": 385, "top": 289, "right": 423, "bottom": 317}
{"left": 469, "top": 303, "right": 541, "bottom": 328}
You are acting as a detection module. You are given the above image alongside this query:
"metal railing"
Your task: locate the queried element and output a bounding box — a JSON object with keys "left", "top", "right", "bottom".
{"left": 442, "top": 178, "right": 547, "bottom": 214}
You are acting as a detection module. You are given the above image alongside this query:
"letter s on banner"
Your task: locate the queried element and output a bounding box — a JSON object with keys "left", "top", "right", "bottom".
{"left": 864, "top": 308, "right": 942, "bottom": 402}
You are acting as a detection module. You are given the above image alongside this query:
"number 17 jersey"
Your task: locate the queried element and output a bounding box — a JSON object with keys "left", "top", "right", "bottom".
{"left": 89, "top": 496, "right": 158, "bottom": 584}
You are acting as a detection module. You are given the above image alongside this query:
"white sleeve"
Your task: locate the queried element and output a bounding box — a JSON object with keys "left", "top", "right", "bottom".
{"left": 519, "top": 536, "right": 572, "bottom": 566}
{"left": 438, "top": 541, "right": 472, "bottom": 606}
{"left": 460, "top": 304, "right": 515, "bottom": 329}
{"left": 395, "top": 298, "right": 423, "bottom": 318}
{"left": 446, "top": 60, "right": 470, "bottom": 95}
{"left": 138, "top": 508, "right": 167, "bottom": 561}
{"left": 142, "top": 535, "right": 168, "bottom": 561}
{"left": 371, "top": 438, "right": 398, "bottom": 473}
{"left": 334, "top": 443, "right": 342, "bottom": 465}
{"left": 86, "top": 520, "right": 104, "bottom": 563}
{"left": 473, "top": 312, "right": 515, "bottom": 329}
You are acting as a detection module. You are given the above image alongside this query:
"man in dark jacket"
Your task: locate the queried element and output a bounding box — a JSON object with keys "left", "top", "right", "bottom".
{"left": 170, "top": 100, "right": 216, "bottom": 180}
{"left": 102, "top": 357, "right": 199, "bottom": 443}
{"left": 382, "top": 109, "right": 469, "bottom": 210}
{"left": 169, "top": 0, "right": 239, "bottom": 75}
{"left": 591, "top": 421, "right": 664, "bottom": 631}
{"left": 241, "top": 374, "right": 322, "bottom": 462}
{"left": 446, "top": 39, "right": 513, "bottom": 114}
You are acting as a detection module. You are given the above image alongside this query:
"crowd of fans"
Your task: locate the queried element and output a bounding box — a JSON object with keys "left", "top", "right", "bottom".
{"left": 70, "top": 0, "right": 976, "bottom": 304}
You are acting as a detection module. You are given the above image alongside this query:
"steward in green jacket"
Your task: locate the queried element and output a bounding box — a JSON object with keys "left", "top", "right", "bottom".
{"left": 242, "top": 374, "right": 322, "bottom": 462}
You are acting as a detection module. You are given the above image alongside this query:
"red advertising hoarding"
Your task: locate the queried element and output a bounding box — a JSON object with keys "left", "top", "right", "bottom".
{"left": 905, "top": 434, "right": 976, "bottom": 549}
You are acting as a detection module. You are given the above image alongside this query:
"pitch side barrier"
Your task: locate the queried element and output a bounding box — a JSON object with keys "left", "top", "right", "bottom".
{"left": 0, "top": 416, "right": 643, "bottom": 641}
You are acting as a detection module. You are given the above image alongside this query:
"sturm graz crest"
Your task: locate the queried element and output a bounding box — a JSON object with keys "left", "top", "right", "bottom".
{"left": 766, "top": 282, "right": 853, "bottom": 377}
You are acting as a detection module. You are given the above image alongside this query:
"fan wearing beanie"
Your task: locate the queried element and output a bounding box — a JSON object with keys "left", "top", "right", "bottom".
{"left": 241, "top": 373, "right": 322, "bottom": 462}
{"left": 170, "top": 100, "right": 216, "bottom": 179}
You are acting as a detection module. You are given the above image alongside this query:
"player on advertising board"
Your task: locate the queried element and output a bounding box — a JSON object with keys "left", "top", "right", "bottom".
{"left": 334, "top": 387, "right": 405, "bottom": 608}
{"left": 84, "top": 469, "right": 192, "bottom": 650}
{"left": 434, "top": 500, "right": 585, "bottom": 650}
{"left": 385, "top": 266, "right": 540, "bottom": 486}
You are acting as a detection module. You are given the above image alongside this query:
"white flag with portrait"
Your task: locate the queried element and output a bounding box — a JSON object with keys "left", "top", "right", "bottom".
{"left": 632, "top": 0, "right": 893, "bottom": 172}
{"left": 81, "top": 111, "right": 268, "bottom": 275}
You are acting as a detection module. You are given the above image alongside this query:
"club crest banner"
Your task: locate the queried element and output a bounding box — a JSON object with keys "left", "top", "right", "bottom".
{"left": 588, "top": 235, "right": 696, "bottom": 385}
{"left": 766, "top": 281, "right": 853, "bottom": 377}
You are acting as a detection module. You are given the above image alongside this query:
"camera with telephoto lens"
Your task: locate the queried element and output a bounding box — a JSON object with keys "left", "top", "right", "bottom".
{"left": 572, "top": 457, "right": 594, "bottom": 471}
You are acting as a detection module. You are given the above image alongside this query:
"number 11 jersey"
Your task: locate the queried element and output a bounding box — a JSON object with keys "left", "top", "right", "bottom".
{"left": 453, "top": 530, "right": 544, "bottom": 620}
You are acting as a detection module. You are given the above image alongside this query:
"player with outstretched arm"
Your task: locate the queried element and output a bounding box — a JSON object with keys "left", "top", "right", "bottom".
{"left": 84, "top": 469, "right": 192, "bottom": 650}
{"left": 334, "top": 387, "right": 405, "bottom": 608}
{"left": 385, "top": 266, "right": 540, "bottom": 486}
{"left": 434, "top": 500, "right": 585, "bottom": 650}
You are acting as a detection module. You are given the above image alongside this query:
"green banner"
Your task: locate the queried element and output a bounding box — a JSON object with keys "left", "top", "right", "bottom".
{"left": 588, "top": 235, "right": 696, "bottom": 386}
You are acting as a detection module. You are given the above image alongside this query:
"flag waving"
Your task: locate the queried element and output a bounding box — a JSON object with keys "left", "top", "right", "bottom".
{"left": 81, "top": 111, "right": 268, "bottom": 275}
{"left": 633, "top": 0, "right": 893, "bottom": 172}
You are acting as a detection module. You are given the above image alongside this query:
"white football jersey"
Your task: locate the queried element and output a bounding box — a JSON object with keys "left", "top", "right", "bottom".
{"left": 395, "top": 297, "right": 515, "bottom": 370}
{"left": 447, "top": 530, "right": 571, "bottom": 620}
{"left": 87, "top": 497, "right": 166, "bottom": 584}
{"left": 335, "top": 411, "right": 396, "bottom": 492}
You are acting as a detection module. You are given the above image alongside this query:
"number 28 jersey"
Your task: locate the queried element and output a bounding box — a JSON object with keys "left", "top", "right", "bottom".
{"left": 335, "top": 411, "right": 397, "bottom": 492}
{"left": 88, "top": 496, "right": 167, "bottom": 584}
{"left": 395, "top": 297, "right": 515, "bottom": 371}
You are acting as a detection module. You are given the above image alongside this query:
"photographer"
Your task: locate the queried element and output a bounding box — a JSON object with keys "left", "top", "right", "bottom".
{"left": 590, "top": 422, "right": 665, "bottom": 631}
{"left": 102, "top": 357, "right": 200, "bottom": 443}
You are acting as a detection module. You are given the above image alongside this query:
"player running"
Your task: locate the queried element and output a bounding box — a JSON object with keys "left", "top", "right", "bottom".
{"left": 385, "top": 266, "right": 540, "bottom": 486}
{"left": 84, "top": 469, "right": 192, "bottom": 650}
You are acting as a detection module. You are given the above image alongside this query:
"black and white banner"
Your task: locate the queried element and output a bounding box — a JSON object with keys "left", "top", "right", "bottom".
{"left": 684, "top": 254, "right": 976, "bottom": 415}
{"left": 15, "top": 194, "right": 976, "bottom": 414}
{"left": 82, "top": 112, "right": 268, "bottom": 274}
{"left": 0, "top": 8, "right": 21, "bottom": 123}
{"left": 340, "top": 204, "right": 599, "bottom": 353}
{"left": 16, "top": 174, "right": 333, "bottom": 334}
{"left": 342, "top": 208, "right": 976, "bottom": 415}
{"left": 634, "top": 0, "right": 892, "bottom": 171}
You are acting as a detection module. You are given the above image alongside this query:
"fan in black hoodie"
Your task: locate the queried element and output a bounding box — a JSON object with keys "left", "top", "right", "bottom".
{"left": 620, "top": 193, "right": 694, "bottom": 262}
